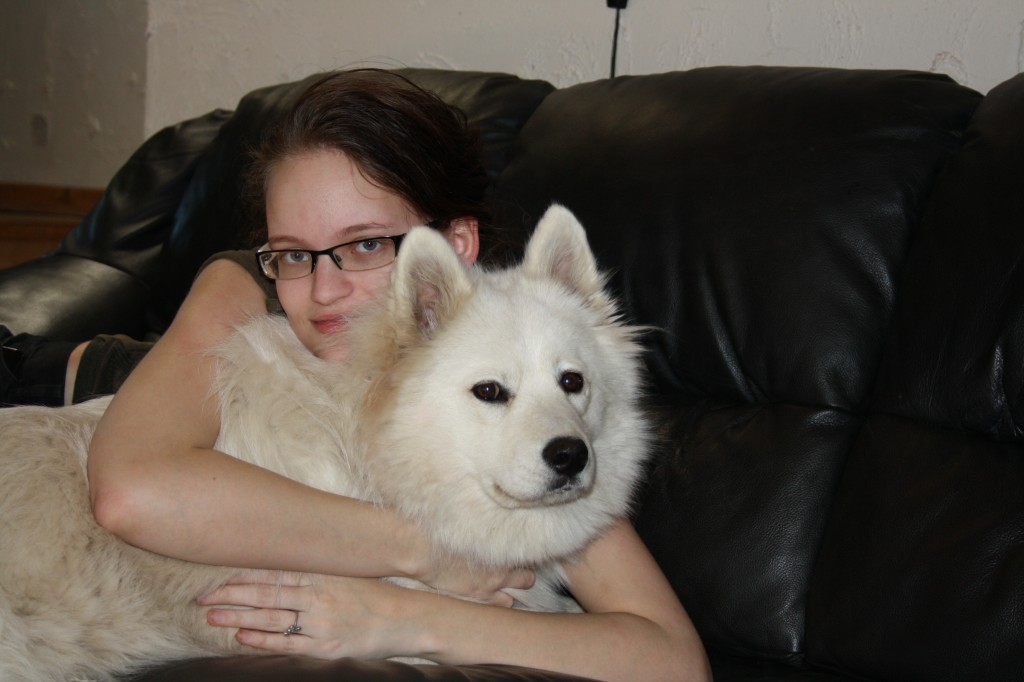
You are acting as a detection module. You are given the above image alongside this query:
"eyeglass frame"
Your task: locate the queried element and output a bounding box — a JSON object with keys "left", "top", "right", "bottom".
{"left": 255, "top": 219, "right": 445, "bottom": 281}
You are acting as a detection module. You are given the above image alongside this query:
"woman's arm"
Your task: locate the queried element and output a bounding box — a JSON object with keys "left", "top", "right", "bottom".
{"left": 87, "top": 260, "right": 526, "bottom": 601}
{"left": 202, "top": 519, "right": 712, "bottom": 682}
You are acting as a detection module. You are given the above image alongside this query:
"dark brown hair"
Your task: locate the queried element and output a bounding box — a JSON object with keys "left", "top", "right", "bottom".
{"left": 247, "top": 69, "right": 490, "bottom": 245}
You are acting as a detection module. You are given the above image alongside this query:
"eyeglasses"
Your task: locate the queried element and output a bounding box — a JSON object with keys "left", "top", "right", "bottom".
{"left": 256, "top": 234, "right": 407, "bottom": 280}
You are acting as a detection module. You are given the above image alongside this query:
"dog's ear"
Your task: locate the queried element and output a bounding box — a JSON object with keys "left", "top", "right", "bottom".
{"left": 391, "top": 226, "right": 473, "bottom": 339}
{"left": 523, "top": 204, "right": 613, "bottom": 314}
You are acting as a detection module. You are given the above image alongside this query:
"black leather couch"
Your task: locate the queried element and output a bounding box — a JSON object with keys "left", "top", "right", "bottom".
{"left": 2, "top": 65, "right": 1022, "bottom": 682}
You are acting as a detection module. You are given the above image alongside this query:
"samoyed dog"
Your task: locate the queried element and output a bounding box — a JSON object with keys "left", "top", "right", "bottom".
{"left": 0, "top": 205, "right": 651, "bottom": 681}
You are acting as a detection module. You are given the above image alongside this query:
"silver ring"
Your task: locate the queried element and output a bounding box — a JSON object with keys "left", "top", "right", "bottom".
{"left": 283, "top": 611, "right": 302, "bottom": 636}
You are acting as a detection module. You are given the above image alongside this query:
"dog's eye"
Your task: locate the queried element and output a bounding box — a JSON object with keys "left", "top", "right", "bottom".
{"left": 560, "top": 371, "right": 585, "bottom": 394}
{"left": 472, "top": 381, "right": 508, "bottom": 403}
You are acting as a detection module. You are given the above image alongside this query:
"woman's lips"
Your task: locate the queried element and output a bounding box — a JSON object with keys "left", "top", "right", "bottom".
{"left": 313, "top": 316, "right": 347, "bottom": 335}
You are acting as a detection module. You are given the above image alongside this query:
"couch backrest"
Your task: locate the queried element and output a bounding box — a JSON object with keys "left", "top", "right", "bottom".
{"left": 490, "top": 66, "right": 999, "bottom": 676}
{"left": 805, "top": 73, "right": 1024, "bottom": 682}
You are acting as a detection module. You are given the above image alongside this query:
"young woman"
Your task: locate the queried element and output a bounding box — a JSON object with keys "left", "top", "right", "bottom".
{"left": 84, "top": 71, "right": 710, "bottom": 682}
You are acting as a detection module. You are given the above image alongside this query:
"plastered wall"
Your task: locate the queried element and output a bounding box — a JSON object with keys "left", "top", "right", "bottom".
{"left": 3, "top": 0, "right": 1022, "bottom": 189}
{"left": 0, "top": 0, "right": 146, "bottom": 188}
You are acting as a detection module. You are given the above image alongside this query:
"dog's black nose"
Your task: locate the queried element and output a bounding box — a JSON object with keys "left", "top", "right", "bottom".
{"left": 542, "top": 436, "right": 589, "bottom": 478}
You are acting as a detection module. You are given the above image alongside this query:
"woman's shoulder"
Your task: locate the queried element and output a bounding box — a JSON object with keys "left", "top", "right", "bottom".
{"left": 180, "top": 254, "right": 270, "bottom": 332}
{"left": 199, "top": 249, "right": 265, "bottom": 290}
{"left": 198, "top": 250, "right": 281, "bottom": 314}
{"left": 201, "top": 249, "right": 257, "bottom": 274}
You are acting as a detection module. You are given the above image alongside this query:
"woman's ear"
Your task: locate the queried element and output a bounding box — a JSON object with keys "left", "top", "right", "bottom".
{"left": 444, "top": 217, "right": 480, "bottom": 265}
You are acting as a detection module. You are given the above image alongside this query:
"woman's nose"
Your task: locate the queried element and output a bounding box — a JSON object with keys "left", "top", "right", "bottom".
{"left": 309, "top": 255, "right": 353, "bottom": 303}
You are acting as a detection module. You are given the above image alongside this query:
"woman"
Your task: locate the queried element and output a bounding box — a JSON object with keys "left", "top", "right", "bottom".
{"left": 86, "top": 70, "right": 710, "bottom": 682}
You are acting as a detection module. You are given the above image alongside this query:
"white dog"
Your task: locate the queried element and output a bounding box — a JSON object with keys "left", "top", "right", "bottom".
{"left": 0, "top": 205, "right": 651, "bottom": 681}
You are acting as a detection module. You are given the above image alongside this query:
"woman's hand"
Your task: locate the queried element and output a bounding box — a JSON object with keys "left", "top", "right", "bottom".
{"left": 201, "top": 571, "right": 414, "bottom": 659}
{"left": 413, "top": 553, "right": 535, "bottom": 607}
{"left": 199, "top": 564, "right": 534, "bottom": 659}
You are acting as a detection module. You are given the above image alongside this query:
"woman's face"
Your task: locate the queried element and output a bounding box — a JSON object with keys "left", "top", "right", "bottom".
{"left": 265, "top": 149, "right": 426, "bottom": 362}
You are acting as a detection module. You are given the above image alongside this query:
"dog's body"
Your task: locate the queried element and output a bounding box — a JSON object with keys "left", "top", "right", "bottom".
{"left": 0, "top": 206, "right": 651, "bottom": 681}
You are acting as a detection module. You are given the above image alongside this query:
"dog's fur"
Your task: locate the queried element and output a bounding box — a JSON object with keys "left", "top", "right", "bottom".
{"left": 0, "top": 205, "right": 651, "bottom": 681}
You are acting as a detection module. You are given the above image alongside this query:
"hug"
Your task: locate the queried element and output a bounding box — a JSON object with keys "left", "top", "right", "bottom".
{"left": 2, "top": 64, "right": 1023, "bottom": 682}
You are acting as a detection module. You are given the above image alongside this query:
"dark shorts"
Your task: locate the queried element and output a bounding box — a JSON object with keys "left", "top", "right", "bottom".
{"left": 0, "top": 327, "right": 78, "bottom": 406}
{"left": 72, "top": 334, "right": 155, "bottom": 404}
{"left": 1, "top": 250, "right": 270, "bottom": 407}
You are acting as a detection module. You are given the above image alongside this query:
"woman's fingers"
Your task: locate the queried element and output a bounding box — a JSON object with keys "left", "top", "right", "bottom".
{"left": 205, "top": 591, "right": 317, "bottom": 654}
{"left": 234, "top": 627, "right": 310, "bottom": 653}
{"left": 422, "top": 558, "right": 537, "bottom": 605}
{"left": 201, "top": 564, "right": 534, "bottom": 610}
{"left": 207, "top": 605, "right": 301, "bottom": 635}
{"left": 217, "top": 569, "right": 312, "bottom": 587}
{"left": 485, "top": 567, "right": 536, "bottom": 608}
{"left": 198, "top": 579, "right": 310, "bottom": 611}
{"left": 478, "top": 566, "right": 536, "bottom": 606}
{"left": 509, "top": 567, "right": 536, "bottom": 590}
{"left": 200, "top": 566, "right": 536, "bottom": 659}
{"left": 205, "top": 574, "right": 411, "bottom": 660}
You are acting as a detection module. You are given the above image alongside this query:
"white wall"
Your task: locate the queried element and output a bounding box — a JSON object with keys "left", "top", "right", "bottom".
{"left": 3, "top": 0, "right": 1023, "bottom": 189}
{"left": 0, "top": 0, "right": 147, "bottom": 188}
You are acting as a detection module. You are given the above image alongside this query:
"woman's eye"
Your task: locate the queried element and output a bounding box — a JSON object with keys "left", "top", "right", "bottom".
{"left": 281, "top": 251, "right": 310, "bottom": 265}
{"left": 355, "top": 239, "right": 383, "bottom": 254}
{"left": 472, "top": 381, "right": 508, "bottom": 403}
{"left": 560, "top": 371, "right": 584, "bottom": 394}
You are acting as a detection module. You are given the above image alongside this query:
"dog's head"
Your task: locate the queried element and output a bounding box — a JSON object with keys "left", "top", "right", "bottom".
{"left": 358, "top": 205, "right": 651, "bottom": 566}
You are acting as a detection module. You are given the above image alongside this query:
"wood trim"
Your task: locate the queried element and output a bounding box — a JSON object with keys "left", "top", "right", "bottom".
{"left": 0, "top": 221, "right": 78, "bottom": 238}
{"left": 0, "top": 183, "right": 101, "bottom": 268}
{"left": 0, "top": 182, "right": 104, "bottom": 215}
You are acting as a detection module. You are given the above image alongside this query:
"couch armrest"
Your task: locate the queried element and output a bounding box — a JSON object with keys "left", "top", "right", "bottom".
{"left": 128, "top": 656, "right": 596, "bottom": 682}
{"left": 0, "top": 253, "right": 149, "bottom": 341}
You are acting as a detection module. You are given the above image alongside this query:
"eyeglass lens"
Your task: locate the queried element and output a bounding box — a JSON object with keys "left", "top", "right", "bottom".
{"left": 260, "top": 237, "right": 398, "bottom": 280}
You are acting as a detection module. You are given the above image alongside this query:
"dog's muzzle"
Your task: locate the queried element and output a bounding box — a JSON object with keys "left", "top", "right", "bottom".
{"left": 543, "top": 436, "right": 589, "bottom": 491}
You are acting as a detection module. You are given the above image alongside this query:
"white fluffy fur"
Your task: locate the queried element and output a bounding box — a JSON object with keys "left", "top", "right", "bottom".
{"left": 0, "top": 205, "right": 651, "bottom": 681}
